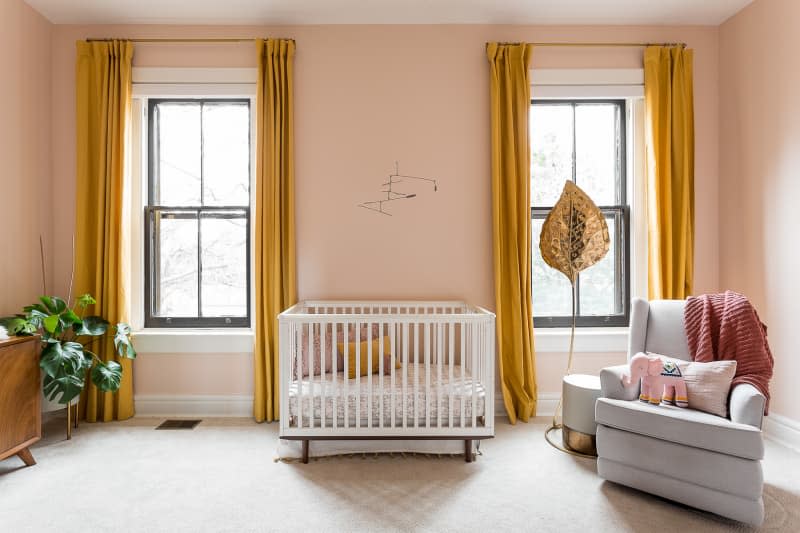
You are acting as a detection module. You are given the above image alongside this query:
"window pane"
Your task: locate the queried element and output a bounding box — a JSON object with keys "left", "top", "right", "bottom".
{"left": 575, "top": 104, "right": 618, "bottom": 206}
{"left": 579, "top": 216, "right": 618, "bottom": 316}
{"left": 156, "top": 103, "right": 201, "bottom": 206}
{"left": 203, "top": 103, "right": 250, "bottom": 206}
{"left": 531, "top": 105, "right": 573, "bottom": 207}
{"left": 532, "top": 218, "right": 572, "bottom": 316}
{"left": 154, "top": 211, "right": 198, "bottom": 317}
{"left": 201, "top": 213, "right": 247, "bottom": 317}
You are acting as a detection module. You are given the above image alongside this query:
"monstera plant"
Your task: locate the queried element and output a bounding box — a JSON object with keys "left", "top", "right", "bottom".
{"left": 0, "top": 294, "right": 135, "bottom": 405}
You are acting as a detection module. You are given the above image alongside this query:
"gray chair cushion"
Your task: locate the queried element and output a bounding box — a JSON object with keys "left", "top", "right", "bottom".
{"left": 596, "top": 398, "right": 764, "bottom": 460}
{"left": 643, "top": 299, "right": 691, "bottom": 361}
{"left": 596, "top": 425, "right": 763, "bottom": 500}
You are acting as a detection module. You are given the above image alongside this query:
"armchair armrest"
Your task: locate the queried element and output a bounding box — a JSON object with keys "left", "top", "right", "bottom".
{"left": 729, "top": 383, "right": 766, "bottom": 429}
{"left": 600, "top": 364, "right": 640, "bottom": 401}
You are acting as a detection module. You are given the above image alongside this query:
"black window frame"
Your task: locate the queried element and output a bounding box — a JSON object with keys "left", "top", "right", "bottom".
{"left": 145, "top": 98, "right": 252, "bottom": 328}
{"left": 531, "top": 99, "right": 630, "bottom": 328}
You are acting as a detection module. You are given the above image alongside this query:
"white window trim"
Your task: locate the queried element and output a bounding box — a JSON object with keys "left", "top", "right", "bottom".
{"left": 129, "top": 68, "right": 257, "bottom": 353}
{"left": 530, "top": 69, "right": 647, "bottom": 353}
{"left": 532, "top": 68, "right": 645, "bottom": 99}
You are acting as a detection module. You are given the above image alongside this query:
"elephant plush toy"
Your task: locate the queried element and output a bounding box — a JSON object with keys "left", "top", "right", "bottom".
{"left": 623, "top": 352, "right": 688, "bottom": 407}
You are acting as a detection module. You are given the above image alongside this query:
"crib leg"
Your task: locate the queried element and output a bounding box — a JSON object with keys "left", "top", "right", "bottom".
{"left": 465, "top": 439, "right": 473, "bottom": 463}
{"left": 302, "top": 440, "right": 309, "bottom": 464}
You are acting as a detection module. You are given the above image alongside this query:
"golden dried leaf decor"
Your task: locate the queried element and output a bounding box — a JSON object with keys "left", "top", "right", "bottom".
{"left": 540, "top": 180, "right": 610, "bottom": 459}
{"left": 539, "top": 180, "right": 610, "bottom": 284}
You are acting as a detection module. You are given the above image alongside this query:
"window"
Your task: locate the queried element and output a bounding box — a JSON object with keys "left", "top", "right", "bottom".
{"left": 145, "top": 99, "right": 251, "bottom": 328}
{"left": 531, "top": 100, "right": 630, "bottom": 327}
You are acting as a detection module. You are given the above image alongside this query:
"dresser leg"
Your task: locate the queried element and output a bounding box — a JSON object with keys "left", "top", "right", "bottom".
{"left": 17, "top": 447, "right": 36, "bottom": 466}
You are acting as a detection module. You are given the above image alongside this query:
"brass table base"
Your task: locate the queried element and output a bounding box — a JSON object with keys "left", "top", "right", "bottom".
{"left": 545, "top": 423, "right": 597, "bottom": 458}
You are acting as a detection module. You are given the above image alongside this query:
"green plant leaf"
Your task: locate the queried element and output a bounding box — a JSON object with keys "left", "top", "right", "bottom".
{"left": 25, "top": 307, "right": 47, "bottom": 324}
{"left": 40, "top": 341, "right": 83, "bottom": 378}
{"left": 90, "top": 360, "right": 122, "bottom": 392}
{"left": 62, "top": 341, "right": 88, "bottom": 369}
{"left": 73, "top": 316, "right": 109, "bottom": 336}
{"left": 114, "top": 323, "right": 136, "bottom": 359}
{"left": 76, "top": 293, "right": 96, "bottom": 309}
{"left": 43, "top": 314, "right": 60, "bottom": 334}
{"left": 24, "top": 303, "right": 48, "bottom": 315}
{"left": 60, "top": 308, "right": 82, "bottom": 326}
{"left": 0, "top": 316, "right": 35, "bottom": 335}
{"left": 44, "top": 371, "right": 84, "bottom": 404}
{"left": 40, "top": 296, "right": 68, "bottom": 315}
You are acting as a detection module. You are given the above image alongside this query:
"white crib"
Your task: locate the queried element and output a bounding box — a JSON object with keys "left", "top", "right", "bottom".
{"left": 279, "top": 301, "right": 495, "bottom": 463}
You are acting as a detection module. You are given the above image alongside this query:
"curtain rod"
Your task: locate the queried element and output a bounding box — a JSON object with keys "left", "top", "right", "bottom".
{"left": 85, "top": 38, "right": 294, "bottom": 43}
{"left": 86, "top": 38, "right": 680, "bottom": 47}
{"left": 489, "top": 41, "right": 686, "bottom": 48}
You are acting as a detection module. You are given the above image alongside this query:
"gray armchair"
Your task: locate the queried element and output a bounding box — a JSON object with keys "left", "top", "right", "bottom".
{"left": 595, "top": 298, "right": 766, "bottom": 526}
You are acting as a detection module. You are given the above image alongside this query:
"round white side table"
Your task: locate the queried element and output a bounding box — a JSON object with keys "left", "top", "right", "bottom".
{"left": 562, "top": 374, "right": 601, "bottom": 456}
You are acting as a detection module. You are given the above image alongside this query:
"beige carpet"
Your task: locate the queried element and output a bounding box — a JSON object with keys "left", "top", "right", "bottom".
{"left": 0, "top": 413, "right": 798, "bottom": 532}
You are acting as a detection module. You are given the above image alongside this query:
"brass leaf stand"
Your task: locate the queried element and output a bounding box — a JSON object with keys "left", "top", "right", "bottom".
{"left": 539, "top": 181, "right": 609, "bottom": 458}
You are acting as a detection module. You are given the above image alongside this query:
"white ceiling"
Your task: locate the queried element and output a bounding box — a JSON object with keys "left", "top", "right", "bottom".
{"left": 24, "top": 0, "right": 754, "bottom": 26}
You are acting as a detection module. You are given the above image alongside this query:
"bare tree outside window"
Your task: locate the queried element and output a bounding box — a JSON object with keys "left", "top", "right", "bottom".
{"left": 145, "top": 99, "right": 251, "bottom": 328}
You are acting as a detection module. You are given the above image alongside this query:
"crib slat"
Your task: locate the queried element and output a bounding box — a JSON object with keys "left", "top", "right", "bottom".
{"left": 378, "top": 325, "right": 384, "bottom": 428}
{"left": 424, "top": 321, "right": 431, "bottom": 428}
{"left": 460, "top": 320, "right": 466, "bottom": 428}
{"left": 296, "top": 324, "right": 303, "bottom": 429}
{"left": 344, "top": 320, "right": 350, "bottom": 429}
{"left": 448, "top": 322, "right": 455, "bottom": 429}
{"left": 367, "top": 321, "right": 373, "bottom": 429}
{"left": 332, "top": 322, "right": 338, "bottom": 430}
{"left": 320, "top": 322, "right": 326, "bottom": 430}
{"left": 403, "top": 322, "right": 408, "bottom": 429}
{"left": 472, "top": 321, "right": 478, "bottom": 429}
{"left": 437, "top": 322, "right": 443, "bottom": 429}
{"left": 390, "top": 322, "right": 396, "bottom": 429}
{"left": 414, "top": 322, "right": 420, "bottom": 428}
{"left": 355, "top": 321, "right": 361, "bottom": 429}
{"left": 309, "top": 323, "right": 314, "bottom": 430}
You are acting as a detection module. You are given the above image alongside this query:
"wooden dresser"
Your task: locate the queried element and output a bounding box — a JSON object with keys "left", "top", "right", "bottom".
{"left": 0, "top": 336, "right": 41, "bottom": 466}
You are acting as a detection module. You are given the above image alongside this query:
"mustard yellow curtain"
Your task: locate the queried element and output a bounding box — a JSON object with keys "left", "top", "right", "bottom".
{"left": 644, "top": 46, "right": 695, "bottom": 299}
{"left": 487, "top": 43, "right": 537, "bottom": 424}
{"left": 74, "top": 40, "right": 134, "bottom": 422}
{"left": 254, "top": 39, "right": 297, "bottom": 422}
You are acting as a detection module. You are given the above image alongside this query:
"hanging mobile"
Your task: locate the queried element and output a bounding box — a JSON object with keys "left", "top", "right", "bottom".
{"left": 358, "top": 161, "right": 438, "bottom": 216}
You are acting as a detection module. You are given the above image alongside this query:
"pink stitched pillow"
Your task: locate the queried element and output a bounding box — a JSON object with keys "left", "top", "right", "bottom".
{"left": 296, "top": 323, "right": 382, "bottom": 378}
{"left": 681, "top": 360, "right": 738, "bottom": 418}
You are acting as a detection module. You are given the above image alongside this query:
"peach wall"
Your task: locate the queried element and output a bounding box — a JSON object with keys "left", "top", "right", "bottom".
{"left": 0, "top": 0, "right": 52, "bottom": 315}
{"left": 720, "top": 0, "right": 800, "bottom": 421}
{"left": 48, "top": 24, "right": 720, "bottom": 399}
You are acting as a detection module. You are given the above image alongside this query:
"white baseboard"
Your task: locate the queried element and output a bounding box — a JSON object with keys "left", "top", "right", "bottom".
{"left": 763, "top": 413, "right": 800, "bottom": 452}
{"left": 494, "top": 393, "right": 559, "bottom": 419}
{"left": 536, "top": 394, "right": 560, "bottom": 417}
{"left": 135, "top": 395, "right": 253, "bottom": 417}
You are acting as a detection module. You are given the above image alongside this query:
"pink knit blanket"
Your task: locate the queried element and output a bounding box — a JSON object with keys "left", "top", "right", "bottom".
{"left": 684, "top": 291, "right": 774, "bottom": 414}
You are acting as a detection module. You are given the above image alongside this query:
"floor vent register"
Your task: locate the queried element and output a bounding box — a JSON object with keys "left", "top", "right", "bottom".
{"left": 156, "top": 419, "right": 202, "bottom": 430}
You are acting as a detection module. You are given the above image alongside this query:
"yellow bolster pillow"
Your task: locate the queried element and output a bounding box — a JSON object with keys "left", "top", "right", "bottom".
{"left": 337, "top": 336, "right": 400, "bottom": 379}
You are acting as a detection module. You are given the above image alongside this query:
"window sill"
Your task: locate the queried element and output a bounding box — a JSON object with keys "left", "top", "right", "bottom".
{"left": 132, "top": 329, "right": 254, "bottom": 354}
{"left": 534, "top": 327, "right": 628, "bottom": 353}
{"left": 130, "top": 327, "right": 627, "bottom": 355}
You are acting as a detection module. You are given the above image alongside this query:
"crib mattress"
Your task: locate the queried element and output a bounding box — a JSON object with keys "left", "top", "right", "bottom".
{"left": 288, "top": 364, "right": 486, "bottom": 427}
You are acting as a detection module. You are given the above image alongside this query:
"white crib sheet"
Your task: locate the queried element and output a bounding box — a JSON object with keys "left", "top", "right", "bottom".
{"left": 288, "top": 363, "right": 486, "bottom": 428}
